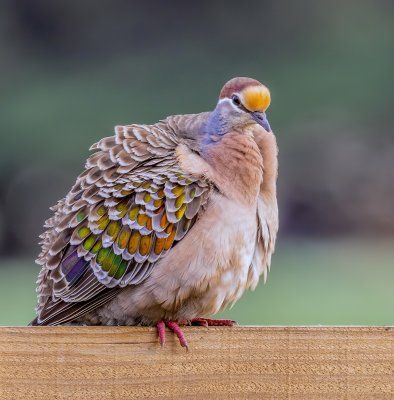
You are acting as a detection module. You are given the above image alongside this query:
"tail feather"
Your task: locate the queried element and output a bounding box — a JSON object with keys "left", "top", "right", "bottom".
{"left": 29, "top": 317, "right": 39, "bottom": 326}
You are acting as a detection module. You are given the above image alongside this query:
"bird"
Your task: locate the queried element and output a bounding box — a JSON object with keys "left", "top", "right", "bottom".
{"left": 32, "top": 77, "right": 279, "bottom": 350}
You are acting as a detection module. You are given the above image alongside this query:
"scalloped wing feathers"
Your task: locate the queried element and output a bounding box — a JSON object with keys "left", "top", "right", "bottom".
{"left": 35, "top": 120, "right": 211, "bottom": 325}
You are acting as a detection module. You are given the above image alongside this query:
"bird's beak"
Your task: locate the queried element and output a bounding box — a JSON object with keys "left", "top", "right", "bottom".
{"left": 251, "top": 112, "right": 271, "bottom": 132}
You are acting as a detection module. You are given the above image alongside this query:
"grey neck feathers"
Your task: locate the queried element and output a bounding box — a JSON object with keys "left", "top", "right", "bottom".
{"left": 203, "top": 106, "right": 228, "bottom": 145}
{"left": 207, "top": 106, "right": 227, "bottom": 134}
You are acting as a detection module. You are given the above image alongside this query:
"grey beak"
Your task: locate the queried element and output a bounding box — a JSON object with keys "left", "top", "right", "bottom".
{"left": 251, "top": 112, "right": 271, "bottom": 132}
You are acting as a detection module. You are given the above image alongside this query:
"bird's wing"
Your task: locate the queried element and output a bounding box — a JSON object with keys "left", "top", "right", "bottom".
{"left": 253, "top": 196, "right": 278, "bottom": 284}
{"left": 249, "top": 126, "right": 279, "bottom": 286}
{"left": 35, "top": 122, "right": 211, "bottom": 325}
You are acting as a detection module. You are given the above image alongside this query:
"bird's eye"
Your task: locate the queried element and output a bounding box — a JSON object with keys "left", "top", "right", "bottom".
{"left": 231, "top": 95, "right": 241, "bottom": 106}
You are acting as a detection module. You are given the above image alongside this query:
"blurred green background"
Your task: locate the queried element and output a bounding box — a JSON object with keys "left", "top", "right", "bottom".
{"left": 0, "top": 0, "right": 393, "bottom": 326}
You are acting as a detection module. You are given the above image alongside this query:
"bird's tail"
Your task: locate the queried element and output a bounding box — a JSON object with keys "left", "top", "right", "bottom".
{"left": 28, "top": 317, "right": 40, "bottom": 326}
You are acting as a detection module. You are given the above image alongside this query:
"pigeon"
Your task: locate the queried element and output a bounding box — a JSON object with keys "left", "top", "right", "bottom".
{"left": 32, "top": 77, "right": 279, "bottom": 350}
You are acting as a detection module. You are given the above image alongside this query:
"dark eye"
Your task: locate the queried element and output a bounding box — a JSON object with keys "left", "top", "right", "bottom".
{"left": 231, "top": 95, "right": 241, "bottom": 106}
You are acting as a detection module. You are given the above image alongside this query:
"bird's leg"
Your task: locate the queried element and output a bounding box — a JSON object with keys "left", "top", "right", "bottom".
{"left": 190, "top": 318, "right": 236, "bottom": 327}
{"left": 156, "top": 320, "right": 166, "bottom": 347}
{"left": 156, "top": 320, "right": 189, "bottom": 350}
{"left": 165, "top": 320, "right": 189, "bottom": 350}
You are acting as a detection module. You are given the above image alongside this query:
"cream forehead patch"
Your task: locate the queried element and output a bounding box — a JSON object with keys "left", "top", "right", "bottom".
{"left": 240, "top": 85, "right": 271, "bottom": 112}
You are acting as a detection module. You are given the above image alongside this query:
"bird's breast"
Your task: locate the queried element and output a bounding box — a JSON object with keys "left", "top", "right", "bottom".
{"left": 196, "top": 194, "right": 258, "bottom": 313}
{"left": 204, "top": 131, "right": 263, "bottom": 205}
{"left": 144, "top": 192, "right": 258, "bottom": 318}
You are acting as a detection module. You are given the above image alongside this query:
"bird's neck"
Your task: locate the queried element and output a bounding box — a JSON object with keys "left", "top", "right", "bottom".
{"left": 203, "top": 131, "right": 263, "bottom": 205}
{"left": 203, "top": 106, "right": 229, "bottom": 140}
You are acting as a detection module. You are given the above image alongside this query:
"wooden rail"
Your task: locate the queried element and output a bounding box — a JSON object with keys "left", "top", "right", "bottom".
{"left": 0, "top": 326, "right": 392, "bottom": 399}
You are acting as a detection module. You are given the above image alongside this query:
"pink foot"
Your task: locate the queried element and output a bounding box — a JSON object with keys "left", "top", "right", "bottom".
{"left": 190, "top": 318, "right": 236, "bottom": 327}
{"left": 156, "top": 320, "right": 189, "bottom": 350}
{"left": 156, "top": 320, "right": 166, "bottom": 347}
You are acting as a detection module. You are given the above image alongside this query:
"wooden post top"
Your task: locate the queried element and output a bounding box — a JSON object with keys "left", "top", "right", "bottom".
{"left": 0, "top": 326, "right": 392, "bottom": 399}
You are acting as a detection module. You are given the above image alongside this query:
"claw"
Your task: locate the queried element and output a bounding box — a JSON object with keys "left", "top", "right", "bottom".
{"left": 155, "top": 318, "right": 235, "bottom": 350}
{"left": 156, "top": 320, "right": 189, "bottom": 350}
{"left": 156, "top": 320, "right": 166, "bottom": 347}
{"left": 165, "top": 320, "right": 189, "bottom": 350}
{"left": 191, "top": 318, "right": 236, "bottom": 327}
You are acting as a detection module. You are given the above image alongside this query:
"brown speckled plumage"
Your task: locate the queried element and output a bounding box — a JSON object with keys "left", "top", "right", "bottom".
{"left": 32, "top": 77, "right": 278, "bottom": 331}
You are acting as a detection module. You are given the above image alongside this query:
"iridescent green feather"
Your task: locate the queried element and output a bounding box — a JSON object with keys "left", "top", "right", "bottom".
{"left": 97, "top": 247, "right": 110, "bottom": 265}
{"left": 91, "top": 239, "right": 102, "bottom": 254}
{"left": 108, "top": 253, "right": 123, "bottom": 276}
{"left": 101, "top": 250, "right": 116, "bottom": 272}
{"left": 114, "top": 259, "right": 128, "bottom": 279}
{"left": 83, "top": 234, "right": 97, "bottom": 251}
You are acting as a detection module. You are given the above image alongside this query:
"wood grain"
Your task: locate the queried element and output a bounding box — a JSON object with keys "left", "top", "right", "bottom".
{"left": 0, "top": 326, "right": 392, "bottom": 399}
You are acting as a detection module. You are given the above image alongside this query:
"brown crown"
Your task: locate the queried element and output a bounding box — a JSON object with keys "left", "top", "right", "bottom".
{"left": 219, "top": 77, "right": 262, "bottom": 99}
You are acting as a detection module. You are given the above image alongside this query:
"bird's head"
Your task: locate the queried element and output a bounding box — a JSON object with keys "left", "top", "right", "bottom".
{"left": 209, "top": 77, "right": 271, "bottom": 134}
